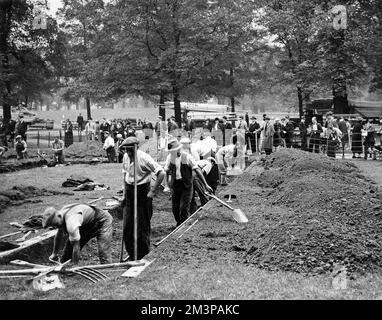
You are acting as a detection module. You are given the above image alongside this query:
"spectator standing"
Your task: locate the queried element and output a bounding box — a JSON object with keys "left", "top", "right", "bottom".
{"left": 220, "top": 116, "right": 232, "bottom": 146}
{"left": 116, "top": 134, "right": 125, "bottom": 163}
{"left": 262, "top": 117, "right": 275, "bottom": 155}
{"left": 363, "top": 120, "right": 375, "bottom": 160}
{"left": 338, "top": 117, "right": 349, "bottom": 157}
{"left": 273, "top": 118, "right": 283, "bottom": 150}
{"left": 283, "top": 116, "right": 295, "bottom": 148}
{"left": 76, "top": 113, "right": 84, "bottom": 132}
{"left": 15, "top": 115, "right": 28, "bottom": 142}
{"left": 168, "top": 116, "right": 179, "bottom": 134}
{"left": 64, "top": 119, "right": 74, "bottom": 147}
{"left": 184, "top": 115, "right": 195, "bottom": 137}
{"left": 202, "top": 119, "right": 212, "bottom": 132}
{"left": 308, "top": 117, "right": 323, "bottom": 153}
{"left": 299, "top": 117, "right": 308, "bottom": 151}
{"left": 248, "top": 116, "right": 260, "bottom": 153}
{"left": 52, "top": 136, "right": 65, "bottom": 165}
{"left": 103, "top": 131, "right": 116, "bottom": 163}
{"left": 351, "top": 117, "right": 363, "bottom": 158}
{"left": 15, "top": 135, "right": 28, "bottom": 160}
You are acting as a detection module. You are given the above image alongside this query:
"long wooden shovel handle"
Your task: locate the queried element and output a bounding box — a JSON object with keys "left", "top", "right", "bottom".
{"left": 205, "top": 192, "right": 235, "bottom": 211}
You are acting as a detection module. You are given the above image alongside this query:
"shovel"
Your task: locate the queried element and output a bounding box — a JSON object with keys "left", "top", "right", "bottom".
{"left": 206, "top": 192, "right": 248, "bottom": 223}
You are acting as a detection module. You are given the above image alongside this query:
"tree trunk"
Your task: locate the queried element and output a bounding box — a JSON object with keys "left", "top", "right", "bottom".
{"left": 297, "top": 86, "right": 303, "bottom": 119}
{"left": 0, "top": 2, "right": 11, "bottom": 124}
{"left": 86, "top": 97, "right": 91, "bottom": 120}
{"left": 332, "top": 30, "right": 349, "bottom": 114}
{"left": 159, "top": 90, "right": 166, "bottom": 119}
{"left": 173, "top": 86, "right": 182, "bottom": 127}
{"left": 230, "top": 67, "right": 235, "bottom": 113}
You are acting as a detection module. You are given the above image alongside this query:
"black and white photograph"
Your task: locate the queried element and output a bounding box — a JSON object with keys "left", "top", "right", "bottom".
{"left": 1, "top": 0, "right": 382, "bottom": 307}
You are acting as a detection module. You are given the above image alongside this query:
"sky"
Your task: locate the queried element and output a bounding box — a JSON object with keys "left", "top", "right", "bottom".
{"left": 46, "top": 0, "right": 63, "bottom": 16}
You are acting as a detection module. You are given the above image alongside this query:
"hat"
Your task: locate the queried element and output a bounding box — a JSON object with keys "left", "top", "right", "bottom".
{"left": 166, "top": 138, "right": 182, "bottom": 152}
{"left": 158, "top": 115, "right": 163, "bottom": 119}
{"left": 251, "top": 116, "right": 256, "bottom": 120}
{"left": 275, "top": 118, "right": 280, "bottom": 121}
{"left": 180, "top": 137, "right": 191, "bottom": 145}
{"left": 104, "top": 131, "right": 109, "bottom": 135}
{"left": 119, "top": 137, "right": 139, "bottom": 149}
{"left": 15, "top": 135, "right": 22, "bottom": 140}
{"left": 42, "top": 207, "right": 57, "bottom": 228}
{"left": 285, "top": 115, "right": 290, "bottom": 119}
{"left": 116, "top": 134, "right": 123, "bottom": 139}
{"left": 265, "top": 116, "right": 271, "bottom": 120}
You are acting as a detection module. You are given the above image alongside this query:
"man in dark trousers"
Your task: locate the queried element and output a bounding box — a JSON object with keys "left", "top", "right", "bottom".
{"left": 164, "top": 138, "right": 212, "bottom": 226}
{"left": 248, "top": 116, "right": 261, "bottom": 153}
{"left": 42, "top": 203, "right": 113, "bottom": 264}
{"left": 221, "top": 116, "right": 232, "bottom": 146}
{"left": 15, "top": 115, "right": 28, "bottom": 142}
{"left": 77, "top": 113, "right": 84, "bottom": 132}
{"left": 282, "top": 116, "right": 296, "bottom": 148}
{"left": 120, "top": 137, "right": 165, "bottom": 260}
{"left": 299, "top": 117, "right": 308, "bottom": 151}
{"left": 184, "top": 115, "right": 195, "bottom": 137}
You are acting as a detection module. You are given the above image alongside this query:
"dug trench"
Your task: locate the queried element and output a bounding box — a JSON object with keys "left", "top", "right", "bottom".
{"left": 1, "top": 148, "right": 382, "bottom": 298}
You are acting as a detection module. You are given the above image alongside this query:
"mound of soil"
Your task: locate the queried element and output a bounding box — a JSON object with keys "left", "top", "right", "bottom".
{"left": 241, "top": 149, "right": 382, "bottom": 275}
{"left": 0, "top": 185, "right": 74, "bottom": 214}
{"left": 65, "top": 140, "right": 106, "bottom": 158}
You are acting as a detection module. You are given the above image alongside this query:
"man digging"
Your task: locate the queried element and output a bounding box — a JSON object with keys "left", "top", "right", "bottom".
{"left": 42, "top": 203, "right": 113, "bottom": 265}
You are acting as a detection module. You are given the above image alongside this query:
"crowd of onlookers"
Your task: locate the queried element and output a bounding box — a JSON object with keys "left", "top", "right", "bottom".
{"left": 1, "top": 111, "right": 382, "bottom": 163}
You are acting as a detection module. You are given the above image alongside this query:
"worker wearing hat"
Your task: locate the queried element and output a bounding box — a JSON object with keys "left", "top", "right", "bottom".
{"left": 165, "top": 138, "right": 213, "bottom": 226}
{"left": 42, "top": 203, "right": 113, "bottom": 265}
{"left": 103, "top": 131, "right": 116, "bottom": 163}
{"left": 180, "top": 138, "right": 214, "bottom": 214}
{"left": 215, "top": 135, "right": 239, "bottom": 185}
{"left": 120, "top": 136, "right": 165, "bottom": 260}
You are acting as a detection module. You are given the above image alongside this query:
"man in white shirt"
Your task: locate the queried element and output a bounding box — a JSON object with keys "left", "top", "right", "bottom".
{"left": 103, "top": 131, "right": 116, "bottom": 163}
{"left": 120, "top": 136, "right": 165, "bottom": 260}
{"left": 165, "top": 138, "right": 212, "bottom": 226}
{"left": 200, "top": 131, "right": 218, "bottom": 156}
{"left": 215, "top": 135, "right": 238, "bottom": 185}
{"left": 42, "top": 203, "right": 113, "bottom": 264}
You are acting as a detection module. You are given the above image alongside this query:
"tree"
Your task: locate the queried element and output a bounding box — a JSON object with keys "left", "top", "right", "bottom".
{"left": 0, "top": 0, "right": 63, "bottom": 123}
{"left": 58, "top": 0, "right": 105, "bottom": 120}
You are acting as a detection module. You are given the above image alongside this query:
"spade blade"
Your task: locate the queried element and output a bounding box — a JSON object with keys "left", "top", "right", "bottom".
{"left": 232, "top": 209, "right": 248, "bottom": 223}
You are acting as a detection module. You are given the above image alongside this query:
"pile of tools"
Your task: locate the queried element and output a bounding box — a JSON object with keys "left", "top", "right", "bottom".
{"left": 0, "top": 259, "right": 145, "bottom": 291}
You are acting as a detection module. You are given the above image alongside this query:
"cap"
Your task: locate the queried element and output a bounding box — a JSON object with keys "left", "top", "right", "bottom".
{"left": 15, "top": 135, "right": 22, "bottom": 140}
{"left": 119, "top": 137, "right": 139, "bottom": 149}
{"left": 265, "top": 117, "right": 271, "bottom": 120}
{"left": 116, "top": 134, "right": 123, "bottom": 139}
{"left": 166, "top": 138, "right": 182, "bottom": 152}
{"left": 42, "top": 207, "right": 57, "bottom": 228}
{"left": 250, "top": 116, "right": 256, "bottom": 120}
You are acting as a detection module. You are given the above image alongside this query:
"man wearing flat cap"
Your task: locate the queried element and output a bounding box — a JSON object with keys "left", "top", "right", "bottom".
{"left": 103, "top": 131, "right": 116, "bottom": 163}
{"left": 120, "top": 136, "right": 165, "bottom": 260}
{"left": 165, "top": 138, "right": 213, "bottom": 226}
{"left": 42, "top": 203, "right": 113, "bottom": 265}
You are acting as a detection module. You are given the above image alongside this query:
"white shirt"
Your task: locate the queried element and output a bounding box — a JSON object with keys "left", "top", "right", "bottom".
{"left": 196, "top": 159, "right": 212, "bottom": 175}
{"left": 201, "top": 136, "right": 217, "bottom": 153}
{"left": 164, "top": 152, "right": 198, "bottom": 180}
{"left": 103, "top": 136, "right": 115, "bottom": 149}
{"left": 122, "top": 150, "right": 163, "bottom": 185}
{"left": 216, "top": 145, "right": 236, "bottom": 166}
{"left": 191, "top": 142, "right": 211, "bottom": 160}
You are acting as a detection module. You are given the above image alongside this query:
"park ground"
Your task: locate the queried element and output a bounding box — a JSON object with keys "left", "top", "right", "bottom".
{"left": 0, "top": 152, "right": 382, "bottom": 300}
